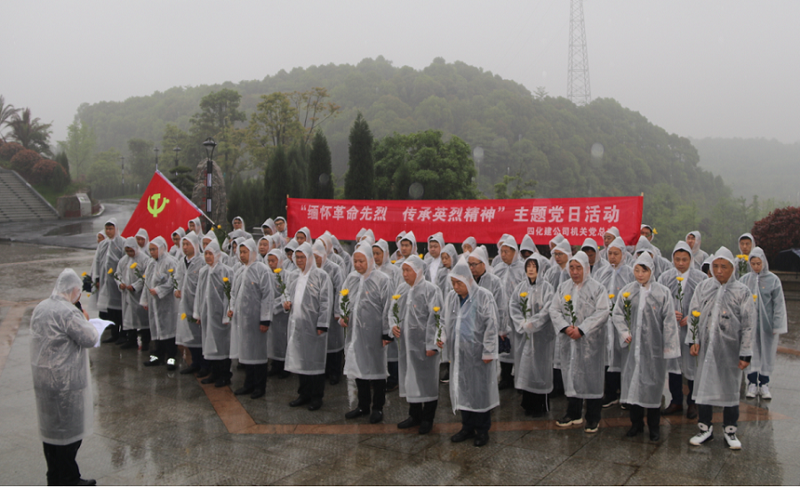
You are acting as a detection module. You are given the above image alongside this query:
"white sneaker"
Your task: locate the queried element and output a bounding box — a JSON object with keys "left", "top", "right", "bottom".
{"left": 690, "top": 425, "right": 713, "bottom": 446}
{"left": 746, "top": 383, "right": 758, "bottom": 398}
{"left": 724, "top": 426, "right": 742, "bottom": 450}
{"left": 760, "top": 384, "right": 772, "bottom": 399}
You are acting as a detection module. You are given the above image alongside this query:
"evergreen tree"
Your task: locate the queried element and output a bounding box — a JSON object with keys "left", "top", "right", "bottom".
{"left": 287, "top": 143, "right": 308, "bottom": 199}
{"left": 54, "top": 151, "right": 71, "bottom": 184}
{"left": 264, "top": 145, "right": 291, "bottom": 218}
{"left": 344, "top": 112, "right": 374, "bottom": 200}
{"left": 308, "top": 131, "right": 334, "bottom": 199}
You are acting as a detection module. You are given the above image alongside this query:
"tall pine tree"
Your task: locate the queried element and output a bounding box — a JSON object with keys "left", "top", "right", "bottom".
{"left": 288, "top": 143, "right": 308, "bottom": 199}
{"left": 264, "top": 145, "right": 291, "bottom": 219}
{"left": 344, "top": 112, "right": 374, "bottom": 199}
{"left": 308, "top": 131, "right": 334, "bottom": 199}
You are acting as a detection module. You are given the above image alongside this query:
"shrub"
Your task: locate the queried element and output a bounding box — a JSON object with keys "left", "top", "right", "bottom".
{"left": 30, "top": 159, "right": 68, "bottom": 190}
{"left": 751, "top": 206, "right": 800, "bottom": 264}
{"left": 0, "top": 141, "right": 24, "bottom": 162}
{"left": 10, "top": 148, "right": 42, "bottom": 178}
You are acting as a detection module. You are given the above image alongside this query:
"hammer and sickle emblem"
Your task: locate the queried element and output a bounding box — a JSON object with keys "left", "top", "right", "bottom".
{"left": 147, "top": 193, "right": 170, "bottom": 217}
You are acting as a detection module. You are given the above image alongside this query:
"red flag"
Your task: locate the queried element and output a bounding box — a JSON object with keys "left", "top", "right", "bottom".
{"left": 122, "top": 171, "right": 204, "bottom": 244}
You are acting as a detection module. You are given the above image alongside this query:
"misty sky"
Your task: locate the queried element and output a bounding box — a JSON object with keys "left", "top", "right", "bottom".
{"left": 3, "top": 0, "right": 799, "bottom": 145}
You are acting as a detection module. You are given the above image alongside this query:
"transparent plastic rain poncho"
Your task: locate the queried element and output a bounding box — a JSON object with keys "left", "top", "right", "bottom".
{"left": 594, "top": 237, "right": 636, "bottom": 371}
{"left": 359, "top": 229, "right": 375, "bottom": 246}
{"left": 285, "top": 242, "right": 333, "bottom": 375}
{"left": 138, "top": 236, "right": 179, "bottom": 340}
{"left": 548, "top": 251, "right": 610, "bottom": 398}
{"left": 169, "top": 227, "right": 186, "bottom": 258}
{"left": 94, "top": 218, "right": 126, "bottom": 312}
{"left": 508, "top": 256, "right": 556, "bottom": 394}
{"left": 392, "top": 230, "right": 407, "bottom": 261}
{"left": 470, "top": 246, "right": 507, "bottom": 340}
{"left": 581, "top": 237, "right": 609, "bottom": 275}
{"left": 314, "top": 239, "right": 345, "bottom": 353}
{"left": 491, "top": 234, "right": 512, "bottom": 268}
{"left": 187, "top": 217, "right": 202, "bottom": 235}
{"left": 544, "top": 239, "right": 572, "bottom": 291}
{"left": 331, "top": 235, "right": 353, "bottom": 277}
{"left": 494, "top": 237, "right": 526, "bottom": 364}
{"left": 200, "top": 229, "right": 216, "bottom": 252}
{"left": 338, "top": 244, "right": 392, "bottom": 380}
{"left": 739, "top": 247, "right": 787, "bottom": 376}
{"left": 295, "top": 226, "right": 311, "bottom": 245}
{"left": 460, "top": 236, "right": 477, "bottom": 260}
{"left": 394, "top": 231, "right": 419, "bottom": 268}
{"left": 443, "top": 257, "right": 500, "bottom": 413}
{"left": 634, "top": 236, "right": 670, "bottom": 280}
{"left": 373, "top": 238, "right": 402, "bottom": 286}
{"left": 194, "top": 240, "right": 233, "bottom": 360}
{"left": 175, "top": 233, "right": 204, "bottom": 348}
{"left": 267, "top": 249, "right": 293, "bottom": 361}
{"left": 597, "top": 227, "right": 619, "bottom": 262}
{"left": 30, "top": 269, "right": 99, "bottom": 445}
{"left": 548, "top": 234, "right": 566, "bottom": 265}
{"left": 274, "top": 216, "right": 288, "bottom": 239}
{"left": 424, "top": 232, "right": 445, "bottom": 283}
{"left": 229, "top": 239, "right": 274, "bottom": 364}
{"left": 435, "top": 244, "right": 458, "bottom": 299}
{"left": 261, "top": 218, "right": 277, "bottom": 236}
{"left": 736, "top": 233, "right": 756, "bottom": 278}
{"left": 519, "top": 234, "right": 539, "bottom": 256}
{"left": 134, "top": 227, "right": 150, "bottom": 252}
{"left": 657, "top": 241, "right": 708, "bottom": 379}
{"left": 390, "top": 256, "right": 444, "bottom": 402}
{"left": 282, "top": 238, "right": 299, "bottom": 272}
{"left": 89, "top": 231, "right": 106, "bottom": 308}
{"left": 356, "top": 228, "right": 367, "bottom": 241}
{"left": 686, "top": 231, "right": 709, "bottom": 270}
{"left": 612, "top": 253, "right": 681, "bottom": 408}
{"left": 687, "top": 246, "right": 756, "bottom": 407}
{"left": 118, "top": 237, "right": 149, "bottom": 331}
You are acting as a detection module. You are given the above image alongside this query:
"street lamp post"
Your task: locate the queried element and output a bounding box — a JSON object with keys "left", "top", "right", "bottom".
{"left": 203, "top": 138, "right": 217, "bottom": 232}
{"left": 154, "top": 147, "right": 160, "bottom": 172}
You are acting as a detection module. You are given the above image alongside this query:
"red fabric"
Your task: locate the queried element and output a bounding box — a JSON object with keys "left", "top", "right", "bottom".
{"left": 287, "top": 196, "right": 643, "bottom": 245}
{"left": 121, "top": 171, "right": 203, "bottom": 243}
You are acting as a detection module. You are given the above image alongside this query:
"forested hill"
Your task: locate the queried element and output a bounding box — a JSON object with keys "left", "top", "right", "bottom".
{"left": 76, "top": 56, "right": 759, "bottom": 253}
{"left": 692, "top": 137, "right": 800, "bottom": 204}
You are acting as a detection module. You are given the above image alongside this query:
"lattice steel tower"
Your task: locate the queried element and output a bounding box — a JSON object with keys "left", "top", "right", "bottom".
{"left": 567, "top": 0, "right": 591, "bottom": 105}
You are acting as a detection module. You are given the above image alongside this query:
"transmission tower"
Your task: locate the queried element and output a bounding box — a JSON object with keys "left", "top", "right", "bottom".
{"left": 567, "top": 0, "right": 591, "bottom": 105}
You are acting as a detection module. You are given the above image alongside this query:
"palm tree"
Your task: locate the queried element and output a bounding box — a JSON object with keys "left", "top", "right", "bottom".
{"left": 0, "top": 95, "right": 20, "bottom": 142}
{"left": 7, "top": 107, "right": 52, "bottom": 155}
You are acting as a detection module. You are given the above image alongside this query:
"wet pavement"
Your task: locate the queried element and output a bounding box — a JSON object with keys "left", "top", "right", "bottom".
{"left": 2, "top": 241, "right": 800, "bottom": 485}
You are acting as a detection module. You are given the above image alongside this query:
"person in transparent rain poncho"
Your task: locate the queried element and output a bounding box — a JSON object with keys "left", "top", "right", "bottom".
{"left": 371, "top": 238, "right": 402, "bottom": 389}
{"left": 435, "top": 244, "right": 458, "bottom": 298}
{"left": 687, "top": 247, "right": 756, "bottom": 450}
{"left": 391, "top": 232, "right": 428, "bottom": 388}
{"left": 736, "top": 232, "right": 755, "bottom": 278}
{"left": 94, "top": 218, "right": 126, "bottom": 345}
{"left": 580, "top": 237, "right": 609, "bottom": 275}
{"left": 265, "top": 248, "right": 294, "bottom": 379}
{"left": 257, "top": 236, "right": 271, "bottom": 263}
{"left": 460, "top": 236, "right": 477, "bottom": 259}
{"left": 494, "top": 237, "right": 526, "bottom": 391}
{"left": 491, "top": 234, "right": 512, "bottom": 268}
{"left": 685, "top": 231, "right": 709, "bottom": 270}
{"left": 194, "top": 240, "right": 234, "bottom": 388}
{"left": 174, "top": 232, "right": 209, "bottom": 377}
{"left": 139, "top": 236, "right": 180, "bottom": 370}
{"left": 658, "top": 241, "right": 708, "bottom": 419}
{"left": 508, "top": 255, "right": 555, "bottom": 417}
{"left": 394, "top": 231, "right": 427, "bottom": 272}
{"left": 284, "top": 242, "right": 333, "bottom": 411}
{"left": 547, "top": 234, "right": 566, "bottom": 266}
{"left": 228, "top": 239, "right": 274, "bottom": 400}
{"left": 440, "top": 257, "right": 500, "bottom": 447}
{"left": 634, "top": 236, "right": 670, "bottom": 280}
{"left": 740, "top": 247, "right": 787, "bottom": 400}
{"left": 319, "top": 232, "right": 348, "bottom": 279}
{"left": 313, "top": 239, "right": 346, "bottom": 386}
{"left": 390, "top": 255, "right": 444, "bottom": 434}
{"left": 169, "top": 227, "right": 186, "bottom": 259}
{"left": 222, "top": 215, "right": 246, "bottom": 252}
{"left": 337, "top": 244, "right": 393, "bottom": 424}
{"left": 283, "top": 238, "right": 299, "bottom": 272}
{"left": 330, "top": 233, "right": 354, "bottom": 277}
{"left": 117, "top": 237, "right": 150, "bottom": 350}
{"left": 424, "top": 232, "right": 445, "bottom": 284}
{"left": 593, "top": 236, "right": 634, "bottom": 409}
{"left": 294, "top": 226, "right": 311, "bottom": 245}
{"left": 261, "top": 217, "right": 277, "bottom": 237}
{"left": 31, "top": 269, "right": 100, "bottom": 487}
{"left": 549, "top": 251, "right": 610, "bottom": 433}
{"left": 85, "top": 232, "right": 105, "bottom": 310}
{"left": 519, "top": 234, "right": 539, "bottom": 260}
{"left": 273, "top": 216, "right": 288, "bottom": 239}
{"left": 187, "top": 217, "right": 202, "bottom": 236}
{"left": 543, "top": 238, "right": 572, "bottom": 397}
{"left": 612, "top": 253, "right": 680, "bottom": 442}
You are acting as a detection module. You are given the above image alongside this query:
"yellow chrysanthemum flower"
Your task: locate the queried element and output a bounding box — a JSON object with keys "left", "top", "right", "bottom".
{"left": 391, "top": 260, "right": 396, "bottom": 264}
{"left": 223, "top": 277, "right": 229, "bottom": 283}
{"left": 86, "top": 293, "right": 91, "bottom": 297}
{"left": 753, "top": 294, "right": 757, "bottom": 302}
{"left": 217, "top": 225, "right": 222, "bottom": 229}
{"left": 419, "top": 254, "right": 424, "bottom": 259}
{"left": 340, "top": 289, "right": 349, "bottom": 297}
{"left": 168, "top": 268, "right": 174, "bottom": 273}
{"left": 520, "top": 292, "right": 528, "bottom": 298}
{"left": 433, "top": 307, "right": 441, "bottom": 313}
{"left": 692, "top": 310, "right": 701, "bottom": 318}
{"left": 181, "top": 313, "right": 187, "bottom": 320}
{"left": 130, "top": 262, "right": 137, "bottom": 269}
{"left": 274, "top": 268, "right": 282, "bottom": 273}
{"left": 564, "top": 295, "right": 571, "bottom": 302}
{"left": 81, "top": 272, "right": 87, "bottom": 277}
{"left": 108, "top": 268, "right": 114, "bottom": 274}
{"left": 392, "top": 294, "right": 401, "bottom": 300}
{"left": 676, "top": 276, "right": 684, "bottom": 282}
{"left": 743, "top": 255, "right": 749, "bottom": 262}
{"left": 609, "top": 294, "right": 615, "bottom": 300}
{"left": 622, "top": 292, "right": 631, "bottom": 298}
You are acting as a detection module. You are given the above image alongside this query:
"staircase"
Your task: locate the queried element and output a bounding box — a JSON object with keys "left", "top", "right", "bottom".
{"left": 0, "top": 168, "right": 59, "bottom": 223}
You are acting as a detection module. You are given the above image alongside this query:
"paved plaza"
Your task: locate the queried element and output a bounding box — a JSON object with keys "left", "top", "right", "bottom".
{"left": 2, "top": 239, "right": 800, "bottom": 485}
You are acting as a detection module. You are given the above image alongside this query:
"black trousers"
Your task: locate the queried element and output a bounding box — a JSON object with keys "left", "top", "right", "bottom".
{"left": 43, "top": 440, "right": 82, "bottom": 486}
{"left": 99, "top": 308, "right": 123, "bottom": 339}
{"left": 500, "top": 362, "right": 514, "bottom": 382}
{"left": 668, "top": 373, "right": 695, "bottom": 406}
{"left": 139, "top": 328, "right": 151, "bottom": 351}
{"left": 153, "top": 338, "right": 177, "bottom": 360}
{"left": 244, "top": 363, "right": 268, "bottom": 391}
{"left": 460, "top": 410, "right": 491, "bottom": 435}
{"left": 210, "top": 359, "right": 232, "bottom": 380}
{"left": 270, "top": 359, "right": 285, "bottom": 372}
{"left": 189, "top": 347, "right": 208, "bottom": 370}
{"left": 521, "top": 391, "right": 549, "bottom": 415}
{"left": 409, "top": 400, "right": 438, "bottom": 423}
{"left": 604, "top": 369, "right": 621, "bottom": 402}
{"left": 567, "top": 397, "right": 602, "bottom": 424}
{"left": 325, "top": 351, "right": 343, "bottom": 379}
{"left": 552, "top": 369, "right": 564, "bottom": 397}
{"left": 298, "top": 374, "right": 325, "bottom": 401}
{"left": 387, "top": 361, "right": 399, "bottom": 387}
{"left": 629, "top": 405, "right": 661, "bottom": 430}
{"left": 698, "top": 404, "right": 739, "bottom": 428}
{"left": 356, "top": 378, "right": 386, "bottom": 412}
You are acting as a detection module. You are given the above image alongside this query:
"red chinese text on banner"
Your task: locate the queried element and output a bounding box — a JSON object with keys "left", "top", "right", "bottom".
{"left": 287, "top": 196, "right": 643, "bottom": 246}
{"left": 122, "top": 171, "right": 204, "bottom": 247}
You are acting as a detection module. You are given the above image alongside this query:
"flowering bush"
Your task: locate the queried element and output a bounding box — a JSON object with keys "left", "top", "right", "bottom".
{"left": 751, "top": 206, "right": 800, "bottom": 264}
{"left": 0, "top": 141, "right": 24, "bottom": 162}
{"left": 9, "top": 148, "right": 40, "bottom": 178}
{"left": 29, "top": 159, "right": 68, "bottom": 189}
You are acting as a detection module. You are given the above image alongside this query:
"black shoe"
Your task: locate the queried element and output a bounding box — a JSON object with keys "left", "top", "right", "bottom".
{"left": 369, "top": 410, "right": 383, "bottom": 424}
{"left": 234, "top": 386, "right": 255, "bottom": 396}
{"left": 166, "top": 359, "right": 177, "bottom": 371}
{"left": 180, "top": 365, "right": 200, "bottom": 375}
{"left": 290, "top": 397, "right": 311, "bottom": 407}
{"left": 200, "top": 375, "right": 216, "bottom": 385}
{"left": 279, "top": 370, "right": 291, "bottom": 379}
{"left": 584, "top": 421, "right": 600, "bottom": 433}
{"left": 345, "top": 408, "right": 368, "bottom": 419}
{"left": 398, "top": 417, "right": 421, "bottom": 429}
{"left": 329, "top": 376, "right": 340, "bottom": 386}
{"left": 649, "top": 429, "right": 660, "bottom": 442}
{"left": 498, "top": 379, "right": 513, "bottom": 390}
{"left": 76, "top": 479, "right": 97, "bottom": 486}
{"left": 419, "top": 421, "right": 433, "bottom": 435}
{"left": 196, "top": 368, "right": 211, "bottom": 378}
{"left": 626, "top": 423, "right": 643, "bottom": 437}
{"left": 308, "top": 400, "right": 323, "bottom": 411}
{"left": 451, "top": 429, "right": 476, "bottom": 443}
{"left": 474, "top": 432, "right": 489, "bottom": 447}
{"left": 214, "top": 378, "right": 231, "bottom": 388}
{"left": 143, "top": 356, "right": 162, "bottom": 367}
{"left": 251, "top": 389, "right": 265, "bottom": 399}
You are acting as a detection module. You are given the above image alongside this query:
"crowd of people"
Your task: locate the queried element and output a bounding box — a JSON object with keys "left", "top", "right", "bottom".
{"left": 79, "top": 216, "right": 786, "bottom": 453}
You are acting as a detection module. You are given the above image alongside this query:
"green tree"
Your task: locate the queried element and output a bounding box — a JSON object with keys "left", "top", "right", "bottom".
{"left": 127, "top": 138, "right": 154, "bottom": 187}
{"left": 58, "top": 118, "right": 96, "bottom": 179}
{"left": 87, "top": 148, "right": 122, "bottom": 188}
{"left": 7, "top": 108, "right": 52, "bottom": 155}
{"left": 246, "top": 93, "right": 304, "bottom": 168}
{"left": 287, "top": 143, "right": 308, "bottom": 199}
{"left": 308, "top": 131, "right": 334, "bottom": 199}
{"left": 494, "top": 171, "right": 536, "bottom": 199}
{"left": 264, "top": 146, "right": 291, "bottom": 218}
{"left": 0, "top": 95, "right": 20, "bottom": 141}
{"left": 190, "top": 89, "right": 246, "bottom": 175}
{"left": 289, "top": 87, "right": 341, "bottom": 145}
{"left": 54, "top": 151, "right": 71, "bottom": 185}
{"left": 344, "top": 113, "right": 374, "bottom": 199}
